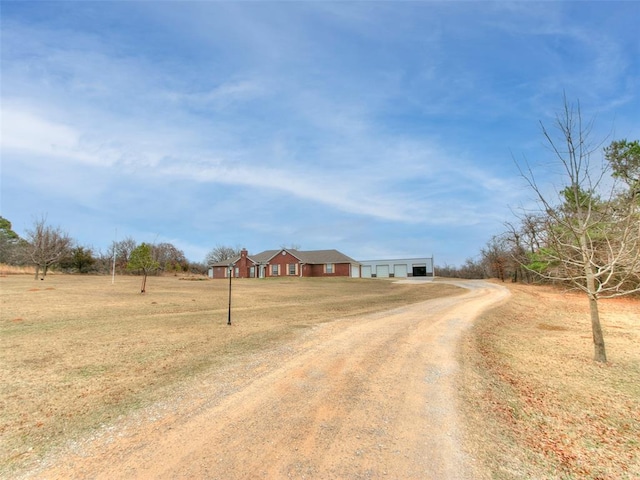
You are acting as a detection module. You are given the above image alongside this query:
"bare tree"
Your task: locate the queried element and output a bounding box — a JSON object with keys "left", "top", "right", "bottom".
{"left": 480, "top": 236, "right": 511, "bottom": 281}
{"left": 204, "top": 245, "right": 242, "bottom": 265}
{"left": 435, "top": 258, "right": 485, "bottom": 279}
{"left": 503, "top": 216, "right": 545, "bottom": 284}
{"left": 93, "top": 248, "right": 116, "bottom": 274}
{"left": 110, "top": 237, "right": 137, "bottom": 272}
{"left": 517, "top": 98, "right": 640, "bottom": 363}
{"left": 153, "top": 242, "right": 187, "bottom": 273}
{"left": 25, "top": 217, "right": 73, "bottom": 279}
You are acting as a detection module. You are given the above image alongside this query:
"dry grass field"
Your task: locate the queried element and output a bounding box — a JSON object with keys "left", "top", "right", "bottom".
{"left": 459, "top": 282, "right": 640, "bottom": 480}
{"left": 0, "top": 273, "right": 460, "bottom": 476}
{"left": 3, "top": 272, "right": 638, "bottom": 479}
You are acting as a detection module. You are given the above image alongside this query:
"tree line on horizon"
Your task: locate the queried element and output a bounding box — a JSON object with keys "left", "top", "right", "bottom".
{"left": 0, "top": 218, "right": 243, "bottom": 279}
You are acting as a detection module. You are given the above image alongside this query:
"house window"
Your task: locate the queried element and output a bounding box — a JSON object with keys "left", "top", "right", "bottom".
{"left": 271, "top": 264, "right": 279, "bottom": 276}
{"left": 289, "top": 264, "right": 296, "bottom": 275}
{"left": 250, "top": 266, "right": 255, "bottom": 278}
{"left": 235, "top": 267, "right": 239, "bottom": 277}
{"left": 325, "top": 263, "right": 334, "bottom": 274}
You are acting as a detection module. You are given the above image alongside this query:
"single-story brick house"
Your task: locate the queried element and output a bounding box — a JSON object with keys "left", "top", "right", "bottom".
{"left": 209, "top": 248, "right": 360, "bottom": 279}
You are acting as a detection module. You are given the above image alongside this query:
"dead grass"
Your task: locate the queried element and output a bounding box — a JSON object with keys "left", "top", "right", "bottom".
{"left": 0, "top": 274, "right": 460, "bottom": 474}
{"left": 459, "top": 282, "right": 640, "bottom": 480}
{"left": 0, "top": 264, "right": 36, "bottom": 276}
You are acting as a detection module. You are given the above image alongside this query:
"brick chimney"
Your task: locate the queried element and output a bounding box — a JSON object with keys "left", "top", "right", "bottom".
{"left": 239, "top": 248, "right": 248, "bottom": 277}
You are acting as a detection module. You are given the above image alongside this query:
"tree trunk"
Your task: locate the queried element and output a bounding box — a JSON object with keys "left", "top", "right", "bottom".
{"left": 141, "top": 273, "right": 147, "bottom": 294}
{"left": 584, "top": 257, "right": 606, "bottom": 362}
{"left": 580, "top": 231, "right": 607, "bottom": 363}
{"left": 34, "top": 265, "right": 40, "bottom": 280}
{"left": 589, "top": 294, "right": 607, "bottom": 363}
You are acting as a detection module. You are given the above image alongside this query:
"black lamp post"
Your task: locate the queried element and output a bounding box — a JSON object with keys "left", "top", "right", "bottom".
{"left": 227, "top": 265, "right": 232, "bottom": 325}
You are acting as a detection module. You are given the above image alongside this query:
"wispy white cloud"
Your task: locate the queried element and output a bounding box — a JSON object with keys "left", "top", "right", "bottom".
{"left": 2, "top": 1, "right": 638, "bottom": 265}
{"left": 2, "top": 107, "right": 85, "bottom": 160}
{"left": 164, "top": 80, "right": 267, "bottom": 110}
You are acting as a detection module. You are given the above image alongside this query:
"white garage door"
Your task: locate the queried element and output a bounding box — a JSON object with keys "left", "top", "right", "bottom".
{"left": 351, "top": 265, "right": 360, "bottom": 278}
{"left": 376, "top": 265, "right": 390, "bottom": 278}
{"left": 394, "top": 264, "right": 408, "bottom": 278}
{"left": 361, "top": 265, "right": 372, "bottom": 278}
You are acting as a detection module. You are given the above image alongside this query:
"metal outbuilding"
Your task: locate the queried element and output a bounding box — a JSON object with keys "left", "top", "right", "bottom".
{"left": 358, "top": 257, "right": 434, "bottom": 279}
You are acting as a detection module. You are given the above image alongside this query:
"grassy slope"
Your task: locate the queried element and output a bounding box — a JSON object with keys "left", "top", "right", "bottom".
{"left": 459, "top": 282, "right": 640, "bottom": 480}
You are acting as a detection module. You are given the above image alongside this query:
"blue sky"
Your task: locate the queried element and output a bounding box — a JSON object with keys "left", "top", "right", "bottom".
{"left": 1, "top": 1, "right": 638, "bottom": 266}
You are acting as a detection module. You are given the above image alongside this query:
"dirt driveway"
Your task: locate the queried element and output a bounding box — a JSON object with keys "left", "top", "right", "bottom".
{"left": 25, "top": 280, "right": 508, "bottom": 480}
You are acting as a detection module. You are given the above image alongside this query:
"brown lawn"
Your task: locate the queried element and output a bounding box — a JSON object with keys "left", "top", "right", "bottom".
{"left": 0, "top": 273, "right": 459, "bottom": 475}
{"left": 459, "top": 282, "right": 640, "bottom": 480}
{"left": 3, "top": 273, "right": 638, "bottom": 479}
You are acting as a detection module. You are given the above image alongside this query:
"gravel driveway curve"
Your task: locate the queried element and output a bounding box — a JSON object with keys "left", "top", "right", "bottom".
{"left": 27, "top": 280, "right": 509, "bottom": 480}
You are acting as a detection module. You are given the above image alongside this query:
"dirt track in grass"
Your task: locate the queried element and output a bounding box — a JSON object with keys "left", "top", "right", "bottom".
{"left": 21, "top": 280, "right": 508, "bottom": 479}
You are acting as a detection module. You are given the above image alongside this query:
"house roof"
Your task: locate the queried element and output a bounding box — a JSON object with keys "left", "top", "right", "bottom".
{"left": 250, "top": 250, "right": 281, "bottom": 263}
{"left": 209, "top": 257, "right": 241, "bottom": 267}
{"left": 209, "top": 248, "right": 358, "bottom": 267}
{"left": 286, "top": 249, "right": 358, "bottom": 264}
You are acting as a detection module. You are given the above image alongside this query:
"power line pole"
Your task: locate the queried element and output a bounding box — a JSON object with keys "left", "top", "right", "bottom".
{"left": 227, "top": 265, "right": 232, "bottom": 325}
{"left": 111, "top": 228, "right": 117, "bottom": 285}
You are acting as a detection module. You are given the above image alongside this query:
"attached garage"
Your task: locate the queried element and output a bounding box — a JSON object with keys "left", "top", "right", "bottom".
{"left": 351, "top": 264, "right": 360, "bottom": 278}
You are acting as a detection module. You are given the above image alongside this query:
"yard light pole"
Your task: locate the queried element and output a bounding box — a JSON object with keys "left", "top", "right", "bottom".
{"left": 227, "top": 265, "right": 232, "bottom": 325}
